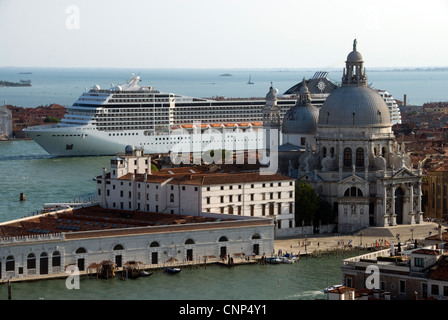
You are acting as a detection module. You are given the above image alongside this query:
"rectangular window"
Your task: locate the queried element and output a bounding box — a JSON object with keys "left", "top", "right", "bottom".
{"left": 431, "top": 284, "right": 439, "bottom": 296}
{"left": 415, "top": 257, "right": 425, "bottom": 268}
{"left": 220, "top": 196, "right": 224, "bottom": 203}
{"left": 399, "top": 280, "right": 406, "bottom": 294}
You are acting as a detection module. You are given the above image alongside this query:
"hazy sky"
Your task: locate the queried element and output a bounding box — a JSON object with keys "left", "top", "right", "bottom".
{"left": 1, "top": 0, "right": 448, "bottom": 69}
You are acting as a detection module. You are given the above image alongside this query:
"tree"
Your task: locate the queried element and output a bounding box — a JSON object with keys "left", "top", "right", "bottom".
{"left": 295, "top": 181, "right": 336, "bottom": 227}
{"left": 295, "top": 181, "right": 319, "bottom": 226}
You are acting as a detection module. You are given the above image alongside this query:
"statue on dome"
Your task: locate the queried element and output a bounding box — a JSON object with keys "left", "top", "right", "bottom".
{"left": 353, "top": 39, "right": 357, "bottom": 51}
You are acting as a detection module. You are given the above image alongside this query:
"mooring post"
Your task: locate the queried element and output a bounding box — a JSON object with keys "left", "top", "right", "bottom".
{"left": 8, "top": 281, "right": 12, "bottom": 300}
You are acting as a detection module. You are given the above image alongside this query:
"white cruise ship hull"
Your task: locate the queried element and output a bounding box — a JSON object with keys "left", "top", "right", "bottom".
{"left": 24, "top": 124, "right": 266, "bottom": 157}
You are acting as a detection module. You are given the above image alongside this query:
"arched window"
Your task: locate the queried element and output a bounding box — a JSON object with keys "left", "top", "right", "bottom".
{"left": 356, "top": 148, "right": 364, "bottom": 167}
{"left": 343, "top": 148, "right": 352, "bottom": 167}
{"left": 27, "top": 253, "right": 36, "bottom": 269}
{"left": 185, "top": 238, "right": 195, "bottom": 245}
{"left": 344, "top": 187, "right": 363, "bottom": 197}
{"left": 113, "top": 244, "right": 124, "bottom": 250}
{"left": 150, "top": 241, "right": 160, "bottom": 247}
{"left": 219, "top": 236, "right": 228, "bottom": 242}
{"left": 252, "top": 234, "right": 261, "bottom": 240}
{"left": 170, "top": 193, "right": 174, "bottom": 203}
{"left": 75, "top": 247, "right": 86, "bottom": 254}
{"left": 6, "top": 255, "right": 14, "bottom": 271}
{"left": 52, "top": 251, "right": 61, "bottom": 267}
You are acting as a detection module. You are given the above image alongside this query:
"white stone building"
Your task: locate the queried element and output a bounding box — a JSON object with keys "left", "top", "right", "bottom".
{"left": 96, "top": 146, "right": 296, "bottom": 233}
{"left": 0, "top": 205, "right": 274, "bottom": 281}
{"left": 294, "top": 41, "right": 423, "bottom": 233}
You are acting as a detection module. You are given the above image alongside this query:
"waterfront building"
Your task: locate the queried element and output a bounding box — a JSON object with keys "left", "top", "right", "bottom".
{"left": 341, "top": 245, "right": 448, "bottom": 300}
{"left": 96, "top": 146, "right": 296, "bottom": 236}
{"left": 424, "top": 164, "right": 448, "bottom": 222}
{"left": 0, "top": 204, "right": 273, "bottom": 282}
{"left": 295, "top": 41, "right": 423, "bottom": 233}
{"left": 0, "top": 102, "right": 12, "bottom": 140}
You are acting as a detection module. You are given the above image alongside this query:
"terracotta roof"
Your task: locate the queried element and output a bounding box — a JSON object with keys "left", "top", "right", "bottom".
{"left": 0, "top": 205, "right": 227, "bottom": 238}
{"left": 412, "top": 249, "right": 441, "bottom": 255}
{"left": 113, "top": 165, "right": 293, "bottom": 186}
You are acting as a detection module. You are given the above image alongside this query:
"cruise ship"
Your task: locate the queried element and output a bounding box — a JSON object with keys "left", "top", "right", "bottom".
{"left": 24, "top": 75, "right": 298, "bottom": 156}
{"left": 376, "top": 89, "right": 402, "bottom": 125}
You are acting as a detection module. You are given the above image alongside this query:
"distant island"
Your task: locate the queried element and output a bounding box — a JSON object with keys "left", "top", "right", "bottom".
{"left": 0, "top": 80, "right": 31, "bottom": 87}
{"left": 219, "top": 73, "right": 233, "bottom": 76}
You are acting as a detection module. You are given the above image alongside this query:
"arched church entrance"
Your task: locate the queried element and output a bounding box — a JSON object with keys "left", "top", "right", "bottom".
{"left": 395, "top": 187, "right": 404, "bottom": 224}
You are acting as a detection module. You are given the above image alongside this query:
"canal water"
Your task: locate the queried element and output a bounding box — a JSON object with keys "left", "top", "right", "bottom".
{"left": 0, "top": 253, "right": 356, "bottom": 300}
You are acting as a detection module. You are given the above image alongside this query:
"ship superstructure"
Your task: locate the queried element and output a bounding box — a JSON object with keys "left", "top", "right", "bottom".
{"left": 376, "top": 89, "right": 402, "bottom": 125}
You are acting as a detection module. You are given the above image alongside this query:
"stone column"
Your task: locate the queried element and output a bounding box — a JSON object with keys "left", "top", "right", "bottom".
{"left": 383, "top": 183, "right": 389, "bottom": 227}
{"left": 410, "top": 183, "right": 416, "bottom": 224}
{"left": 417, "top": 180, "right": 423, "bottom": 224}
{"left": 391, "top": 185, "right": 397, "bottom": 226}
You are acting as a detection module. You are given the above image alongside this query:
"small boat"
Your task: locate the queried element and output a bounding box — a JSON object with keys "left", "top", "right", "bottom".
{"left": 247, "top": 75, "right": 254, "bottom": 84}
{"left": 265, "top": 257, "right": 282, "bottom": 264}
{"left": 282, "top": 253, "right": 298, "bottom": 263}
{"left": 280, "top": 257, "right": 295, "bottom": 264}
{"left": 164, "top": 267, "right": 181, "bottom": 274}
{"left": 139, "top": 270, "right": 153, "bottom": 277}
{"left": 323, "top": 284, "right": 343, "bottom": 293}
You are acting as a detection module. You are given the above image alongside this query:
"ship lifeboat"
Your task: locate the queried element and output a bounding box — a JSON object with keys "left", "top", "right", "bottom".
{"left": 250, "top": 122, "right": 263, "bottom": 128}
{"left": 181, "top": 124, "right": 194, "bottom": 129}
{"left": 210, "top": 123, "right": 222, "bottom": 128}
{"left": 237, "top": 123, "right": 249, "bottom": 129}
{"left": 224, "top": 123, "right": 237, "bottom": 128}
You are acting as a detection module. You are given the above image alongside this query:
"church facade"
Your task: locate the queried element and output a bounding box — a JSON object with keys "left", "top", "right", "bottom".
{"left": 276, "top": 41, "right": 423, "bottom": 233}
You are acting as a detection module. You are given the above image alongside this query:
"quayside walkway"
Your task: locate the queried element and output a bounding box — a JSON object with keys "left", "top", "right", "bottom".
{"left": 274, "top": 221, "right": 443, "bottom": 257}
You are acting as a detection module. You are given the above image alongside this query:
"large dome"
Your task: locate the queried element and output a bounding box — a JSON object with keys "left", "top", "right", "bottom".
{"left": 318, "top": 85, "right": 391, "bottom": 127}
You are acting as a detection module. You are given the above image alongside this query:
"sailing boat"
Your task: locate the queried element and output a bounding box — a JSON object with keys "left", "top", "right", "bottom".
{"left": 247, "top": 75, "right": 254, "bottom": 84}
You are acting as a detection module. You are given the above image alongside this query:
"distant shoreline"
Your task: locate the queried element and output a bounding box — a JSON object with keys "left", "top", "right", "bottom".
{"left": 0, "top": 80, "right": 31, "bottom": 87}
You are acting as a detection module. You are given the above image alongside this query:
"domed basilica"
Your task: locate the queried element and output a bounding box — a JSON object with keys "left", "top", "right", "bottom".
{"left": 266, "top": 40, "right": 423, "bottom": 232}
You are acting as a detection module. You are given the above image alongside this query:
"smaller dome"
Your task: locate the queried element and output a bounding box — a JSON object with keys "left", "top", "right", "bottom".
{"left": 346, "top": 50, "right": 363, "bottom": 63}
{"left": 266, "top": 85, "right": 278, "bottom": 101}
{"left": 125, "top": 145, "right": 135, "bottom": 154}
{"left": 282, "top": 103, "right": 319, "bottom": 134}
